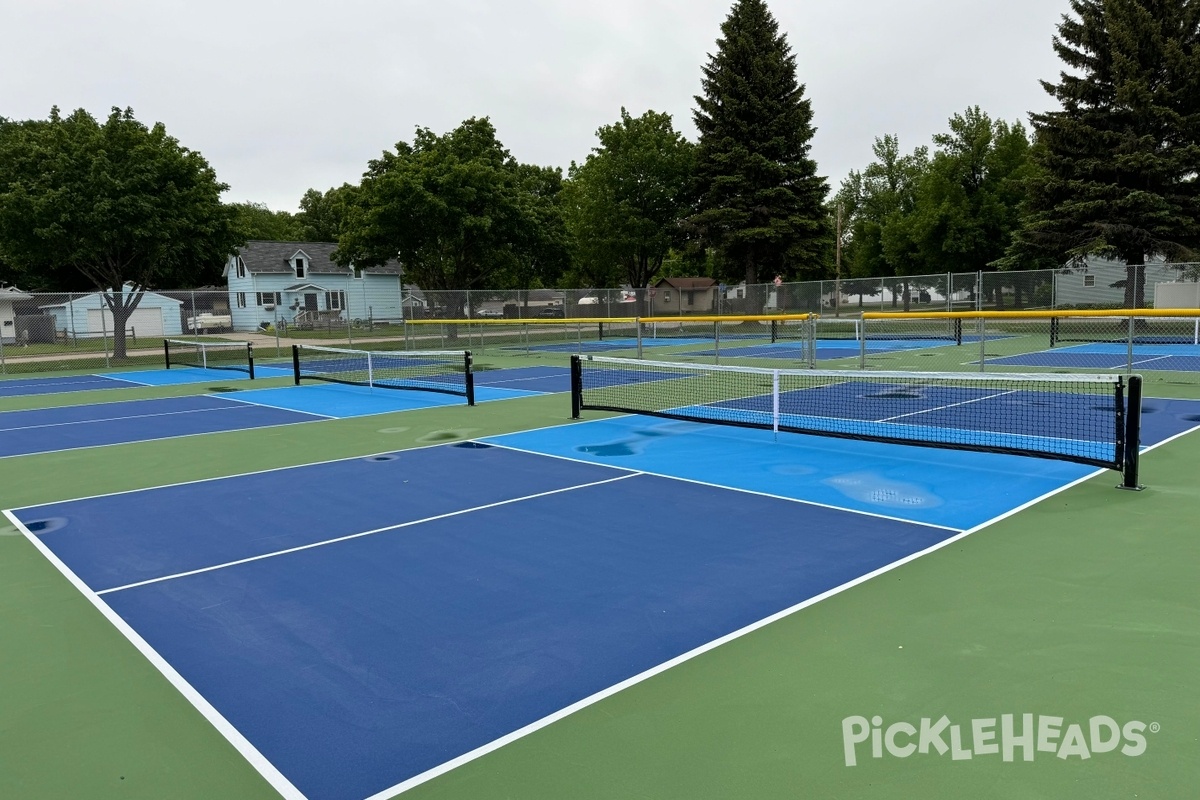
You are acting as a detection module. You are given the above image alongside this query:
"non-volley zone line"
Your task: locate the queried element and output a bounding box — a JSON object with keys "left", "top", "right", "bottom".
{"left": 13, "top": 442, "right": 964, "bottom": 800}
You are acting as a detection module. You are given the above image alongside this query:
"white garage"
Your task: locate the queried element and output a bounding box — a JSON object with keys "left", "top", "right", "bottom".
{"left": 39, "top": 285, "right": 184, "bottom": 338}
{"left": 86, "top": 306, "right": 167, "bottom": 337}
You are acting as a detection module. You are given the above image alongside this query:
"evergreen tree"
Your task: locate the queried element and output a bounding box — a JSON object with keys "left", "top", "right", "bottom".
{"left": 690, "top": 0, "right": 829, "bottom": 294}
{"left": 1015, "top": 0, "right": 1200, "bottom": 307}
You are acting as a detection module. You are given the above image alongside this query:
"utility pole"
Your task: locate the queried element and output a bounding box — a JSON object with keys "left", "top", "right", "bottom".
{"left": 835, "top": 202, "right": 843, "bottom": 317}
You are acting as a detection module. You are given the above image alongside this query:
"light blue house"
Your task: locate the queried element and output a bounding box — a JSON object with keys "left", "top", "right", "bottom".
{"left": 224, "top": 241, "right": 403, "bottom": 331}
{"left": 38, "top": 285, "right": 184, "bottom": 339}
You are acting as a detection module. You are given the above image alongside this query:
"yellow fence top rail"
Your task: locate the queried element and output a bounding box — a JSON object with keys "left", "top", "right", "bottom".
{"left": 639, "top": 313, "right": 813, "bottom": 324}
{"left": 862, "top": 308, "right": 1200, "bottom": 320}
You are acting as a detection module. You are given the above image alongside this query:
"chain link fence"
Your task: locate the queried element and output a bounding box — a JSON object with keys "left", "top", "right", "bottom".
{"left": 3, "top": 264, "right": 1199, "bottom": 377}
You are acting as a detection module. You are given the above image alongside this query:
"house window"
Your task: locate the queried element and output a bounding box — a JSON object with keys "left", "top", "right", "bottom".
{"left": 1084, "top": 275, "right": 1096, "bottom": 287}
{"left": 295, "top": 258, "right": 306, "bottom": 278}
{"left": 663, "top": 291, "right": 671, "bottom": 303}
{"left": 686, "top": 290, "right": 695, "bottom": 306}
{"left": 326, "top": 290, "right": 347, "bottom": 311}
{"left": 235, "top": 256, "right": 246, "bottom": 278}
{"left": 736, "top": 288, "right": 744, "bottom": 299}
{"left": 236, "top": 292, "right": 246, "bottom": 308}
{"left": 353, "top": 265, "right": 364, "bottom": 279}
{"left": 257, "top": 292, "right": 281, "bottom": 307}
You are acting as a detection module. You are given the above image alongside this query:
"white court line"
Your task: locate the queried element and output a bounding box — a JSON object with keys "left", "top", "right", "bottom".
{"left": 95, "top": 472, "right": 641, "bottom": 596}
{"left": 0, "top": 400, "right": 261, "bottom": 433}
{"left": 9, "top": 417, "right": 1200, "bottom": 799}
{"left": 1, "top": 509, "right": 307, "bottom": 800}
{"left": 361, "top": 456, "right": 1129, "bottom": 800}
{"left": 0, "top": 415, "right": 329, "bottom": 462}
{"left": 874, "top": 388, "right": 1020, "bottom": 423}
{"left": 1128, "top": 354, "right": 1174, "bottom": 367}
{"left": 214, "top": 391, "right": 338, "bottom": 420}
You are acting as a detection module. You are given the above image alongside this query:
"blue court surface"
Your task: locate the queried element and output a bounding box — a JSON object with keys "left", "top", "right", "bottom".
{"left": 474, "top": 365, "right": 569, "bottom": 393}
{"left": 0, "top": 367, "right": 563, "bottom": 458}
{"left": 987, "top": 342, "right": 1200, "bottom": 371}
{"left": 11, "top": 393, "right": 1200, "bottom": 800}
{"left": 0, "top": 367, "right": 254, "bottom": 398}
{"left": 0, "top": 394, "right": 322, "bottom": 458}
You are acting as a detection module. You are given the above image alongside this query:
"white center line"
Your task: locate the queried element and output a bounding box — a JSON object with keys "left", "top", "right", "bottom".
{"left": 96, "top": 472, "right": 642, "bottom": 596}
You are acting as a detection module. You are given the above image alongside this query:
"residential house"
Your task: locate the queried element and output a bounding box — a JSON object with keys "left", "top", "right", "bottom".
{"left": 1053, "top": 256, "right": 1181, "bottom": 307}
{"left": 0, "top": 286, "right": 32, "bottom": 344}
{"left": 224, "top": 241, "right": 403, "bottom": 331}
{"left": 649, "top": 277, "right": 718, "bottom": 315}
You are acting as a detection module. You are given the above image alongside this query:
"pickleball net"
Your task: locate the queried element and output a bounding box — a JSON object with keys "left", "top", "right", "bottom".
{"left": 292, "top": 344, "right": 475, "bottom": 404}
{"left": 570, "top": 355, "right": 1142, "bottom": 488}
{"left": 163, "top": 339, "right": 255, "bottom": 378}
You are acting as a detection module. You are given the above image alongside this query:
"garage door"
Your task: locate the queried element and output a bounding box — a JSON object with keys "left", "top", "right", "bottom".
{"left": 87, "top": 307, "right": 166, "bottom": 337}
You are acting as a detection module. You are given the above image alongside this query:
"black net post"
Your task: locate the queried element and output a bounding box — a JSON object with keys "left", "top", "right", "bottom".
{"left": 163, "top": 339, "right": 172, "bottom": 369}
{"left": 291, "top": 344, "right": 301, "bottom": 385}
{"left": 247, "top": 343, "right": 256, "bottom": 380}
{"left": 1050, "top": 317, "right": 1059, "bottom": 347}
{"left": 570, "top": 355, "right": 582, "bottom": 419}
{"left": 1120, "top": 374, "right": 1144, "bottom": 490}
{"left": 954, "top": 318, "right": 963, "bottom": 346}
{"left": 464, "top": 351, "right": 475, "bottom": 406}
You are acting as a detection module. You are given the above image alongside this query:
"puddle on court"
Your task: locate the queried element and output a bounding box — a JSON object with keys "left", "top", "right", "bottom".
{"left": 822, "top": 472, "right": 943, "bottom": 510}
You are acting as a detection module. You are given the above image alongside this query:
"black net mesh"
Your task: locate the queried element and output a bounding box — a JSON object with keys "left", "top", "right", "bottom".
{"left": 293, "top": 344, "right": 472, "bottom": 400}
{"left": 164, "top": 339, "right": 254, "bottom": 376}
{"left": 573, "top": 355, "right": 1130, "bottom": 469}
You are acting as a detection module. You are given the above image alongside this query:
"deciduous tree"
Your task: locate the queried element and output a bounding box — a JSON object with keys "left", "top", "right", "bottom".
{"left": 0, "top": 107, "right": 240, "bottom": 356}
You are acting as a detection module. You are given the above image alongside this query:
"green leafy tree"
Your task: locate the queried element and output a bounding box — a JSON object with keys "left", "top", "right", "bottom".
{"left": 563, "top": 108, "right": 694, "bottom": 302}
{"left": 506, "top": 163, "right": 571, "bottom": 291}
{"left": 228, "top": 201, "right": 303, "bottom": 241}
{"left": 1012, "top": 0, "right": 1200, "bottom": 306}
{"left": 335, "top": 118, "right": 548, "bottom": 317}
{"left": 899, "top": 109, "right": 1035, "bottom": 307}
{"left": 690, "top": 0, "right": 830, "bottom": 297}
{"left": 835, "top": 135, "right": 929, "bottom": 308}
{"left": 297, "top": 184, "right": 359, "bottom": 242}
{"left": 0, "top": 107, "right": 240, "bottom": 357}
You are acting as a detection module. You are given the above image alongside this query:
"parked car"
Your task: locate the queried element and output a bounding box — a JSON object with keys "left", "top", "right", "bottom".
{"left": 186, "top": 312, "right": 232, "bottom": 332}
{"left": 536, "top": 305, "right": 565, "bottom": 318}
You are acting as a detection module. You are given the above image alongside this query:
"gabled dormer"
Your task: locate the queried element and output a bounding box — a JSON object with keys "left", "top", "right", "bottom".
{"left": 290, "top": 249, "right": 311, "bottom": 279}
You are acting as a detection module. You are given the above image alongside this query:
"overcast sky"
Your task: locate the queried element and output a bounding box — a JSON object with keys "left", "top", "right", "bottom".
{"left": 3, "top": 0, "right": 1070, "bottom": 213}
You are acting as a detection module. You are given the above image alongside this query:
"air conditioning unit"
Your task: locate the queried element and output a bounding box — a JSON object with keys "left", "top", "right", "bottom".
{"left": 263, "top": 303, "right": 276, "bottom": 310}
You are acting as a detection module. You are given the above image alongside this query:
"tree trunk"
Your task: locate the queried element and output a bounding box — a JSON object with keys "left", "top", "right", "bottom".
{"left": 902, "top": 280, "right": 911, "bottom": 312}
{"left": 1122, "top": 253, "right": 1147, "bottom": 309}
{"left": 103, "top": 288, "right": 144, "bottom": 360}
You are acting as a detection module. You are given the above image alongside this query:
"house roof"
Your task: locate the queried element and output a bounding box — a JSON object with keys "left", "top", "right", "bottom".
{"left": 654, "top": 277, "right": 717, "bottom": 289}
{"left": 232, "top": 240, "right": 403, "bottom": 276}
{"left": 283, "top": 283, "right": 330, "bottom": 293}
{"left": 37, "top": 288, "right": 183, "bottom": 309}
{"left": 0, "top": 286, "right": 33, "bottom": 302}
